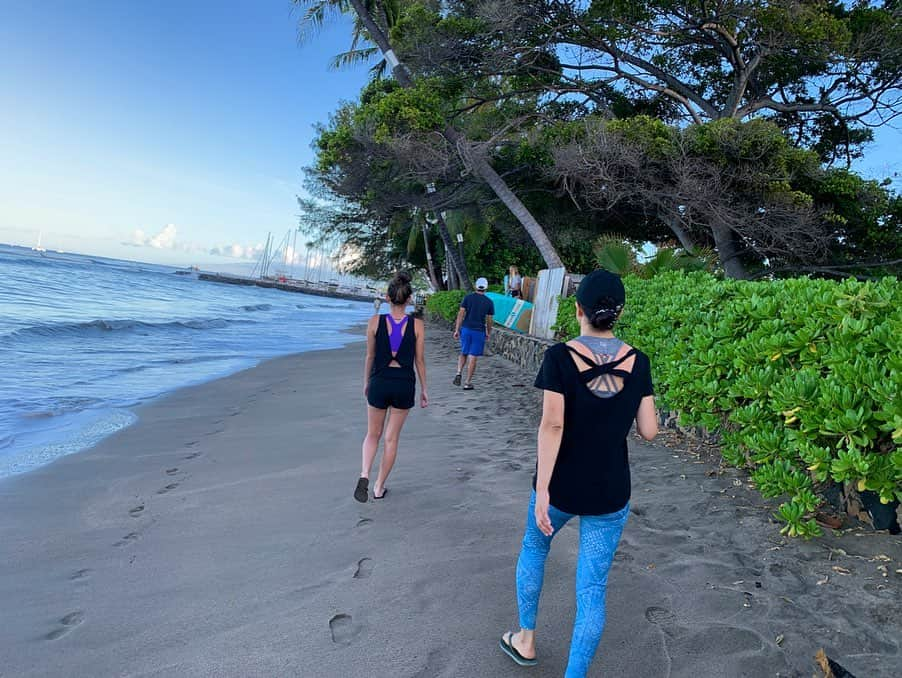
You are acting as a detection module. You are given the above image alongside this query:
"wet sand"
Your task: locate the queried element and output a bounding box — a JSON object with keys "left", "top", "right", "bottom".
{"left": 1, "top": 326, "right": 900, "bottom": 677}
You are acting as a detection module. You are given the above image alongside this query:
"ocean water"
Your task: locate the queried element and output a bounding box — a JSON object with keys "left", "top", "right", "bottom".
{"left": 0, "top": 245, "right": 374, "bottom": 479}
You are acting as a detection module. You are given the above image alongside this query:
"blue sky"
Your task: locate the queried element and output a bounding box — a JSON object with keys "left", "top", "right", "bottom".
{"left": 1, "top": 1, "right": 899, "bottom": 267}
{"left": 0, "top": 1, "right": 371, "bottom": 266}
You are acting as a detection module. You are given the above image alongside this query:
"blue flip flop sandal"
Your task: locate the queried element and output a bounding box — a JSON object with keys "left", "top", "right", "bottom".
{"left": 499, "top": 632, "right": 537, "bottom": 667}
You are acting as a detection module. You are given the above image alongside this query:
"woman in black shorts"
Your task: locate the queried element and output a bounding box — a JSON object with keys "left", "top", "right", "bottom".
{"left": 354, "top": 272, "right": 427, "bottom": 502}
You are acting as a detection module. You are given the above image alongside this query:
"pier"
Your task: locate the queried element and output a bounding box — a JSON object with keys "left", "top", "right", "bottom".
{"left": 198, "top": 273, "right": 377, "bottom": 304}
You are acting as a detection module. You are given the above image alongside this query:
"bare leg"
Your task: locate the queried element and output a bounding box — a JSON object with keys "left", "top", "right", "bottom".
{"left": 373, "top": 407, "right": 410, "bottom": 496}
{"left": 465, "top": 355, "right": 478, "bottom": 384}
{"left": 509, "top": 630, "right": 536, "bottom": 660}
{"left": 361, "top": 406, "right": 387, "bottom": 478}
{"left": 457, "top": 353, "right": 467, "bottom": 375}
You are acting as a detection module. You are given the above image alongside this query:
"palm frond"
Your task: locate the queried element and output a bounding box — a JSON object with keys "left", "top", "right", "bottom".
{"left": 593, "top": 234, "right": 638, "bottom": 276}
{"left": 330, "top": 47, "right": 381, "bottom": 70}
{"left": 369, "top": 59, "right": 389, "bottom": 79}
{"left": 407, "top": 219, "right": 420, "bottom": 255}
{"left": 292, "top": 0, "right": 349, "bottom": 43}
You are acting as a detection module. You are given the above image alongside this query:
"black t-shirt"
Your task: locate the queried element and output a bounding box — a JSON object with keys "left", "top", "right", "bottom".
{"left": 460, "top": 293, "right": 495, "bottom": 331}
{"left": 533, "top": 342, "right": 654, "bottom": 515}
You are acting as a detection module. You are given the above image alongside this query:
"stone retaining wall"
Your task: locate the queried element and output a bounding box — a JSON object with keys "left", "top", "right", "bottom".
{"left": 426, "top": 314, "right": 555, "bottom": 376}
{"left": 487, "top": 327, "right": 556, "bottom": 376}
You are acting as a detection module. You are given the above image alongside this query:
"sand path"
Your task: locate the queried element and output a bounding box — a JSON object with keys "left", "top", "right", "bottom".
{"left": 0, "top": 326, "right": 899, "bottom": 677}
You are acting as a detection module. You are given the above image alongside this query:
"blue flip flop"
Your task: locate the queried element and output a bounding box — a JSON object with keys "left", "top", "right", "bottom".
{"left": 499, "top": 632, "right": 537, "bottom": 667}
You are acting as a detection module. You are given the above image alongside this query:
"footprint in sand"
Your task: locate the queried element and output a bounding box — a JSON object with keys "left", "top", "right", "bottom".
{"left": 44, "top": 611, "right": 85, "bottom": 640}
{"left": 356, "top": 518, "right": 373, "bottom": 528}
{"left": 183, "top": 451, "right": 202, "bottom": 460}
{"left": 645, "top": 606, "right": 680, "bottom": 637}
{"left": 69, "top": 569, "right": 92, "bottom": 581}
{"left": 165, "top": 467, "right": 179, "bottom": 475}
{"left": 113, "top": 532, "right": 139, "bottom": 547}
{"left": 128, "top": 505, "right": 144, "bottom": 517}
{"left": 353, "top": 558, "right": 373, "bottom": 579}
{"left": 185, "top": 440, "right": 199, "bottom": 448}
{"left": 457, "top": 470, "right": 475, "bottom": 482}
{"left": 156, "top": 483, "right": 180, "bottom": 495}
{"left": 328, "top": 613, "right": 361, "bottom": 645}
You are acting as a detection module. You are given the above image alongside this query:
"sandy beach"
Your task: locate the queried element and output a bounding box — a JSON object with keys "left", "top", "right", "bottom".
{"left": 1, "top": 325, "right": 900, "bottom": 677}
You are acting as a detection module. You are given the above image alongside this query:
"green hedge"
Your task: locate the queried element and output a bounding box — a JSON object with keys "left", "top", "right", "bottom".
{"left": 555, "top": 272, "right": 901, "bottom": 537}
{"left": 425, "top": 290, "right": 466, "bottom": 322}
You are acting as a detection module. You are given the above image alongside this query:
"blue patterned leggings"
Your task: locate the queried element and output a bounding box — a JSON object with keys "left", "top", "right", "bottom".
{"left": 516, "top": 491, "right": 629, "bottom": 678}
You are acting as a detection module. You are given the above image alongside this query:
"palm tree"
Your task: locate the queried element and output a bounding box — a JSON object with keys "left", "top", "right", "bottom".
{"left": 293, "top": 0, "right": 564, "bottom": 278}
{"left": 405, "top": 208, "right": 444, "bottom": 290}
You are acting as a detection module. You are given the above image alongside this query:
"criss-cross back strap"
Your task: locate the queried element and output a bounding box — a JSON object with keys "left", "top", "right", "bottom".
{"left": 564, "top": 344, "right": 636, "bottom": 383}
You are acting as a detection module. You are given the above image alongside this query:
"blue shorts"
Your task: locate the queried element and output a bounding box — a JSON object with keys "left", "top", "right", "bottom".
{"left": 459, "top": 327, "right": 487, "bottom": 356}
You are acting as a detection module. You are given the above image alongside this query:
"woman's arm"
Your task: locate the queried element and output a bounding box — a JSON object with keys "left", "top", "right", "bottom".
{"left": 363, "top": 316, "right": 377, "bottom": 397}
{"left": 534, "top": 389, "right": 565, "bottom": 536}
{"left": 635, "top": 396, "right": 657, "bottom": 440}
{"left": 414, "top": 318, "right": 428, "bottom": 407}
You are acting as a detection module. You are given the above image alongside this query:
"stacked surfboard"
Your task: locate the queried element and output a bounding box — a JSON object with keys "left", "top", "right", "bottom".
{"left": 485, "top": 292, "right": 533, "bottom": 333}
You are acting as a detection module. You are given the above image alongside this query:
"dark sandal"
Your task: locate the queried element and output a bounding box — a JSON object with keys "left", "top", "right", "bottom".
{"left": 499, "top": 632, "right": 537, "bottom": 667}
{"left": 374, "top": 488, "right": 389, "bottom": 499}
{"left": 453, "top": 374, "right": 462, "bottom": 386}
{"left": 463, "top": 383, "right": 474, "bottom": 390}
{"left": 354, "top": 477, "right": 369, "bottom": 503}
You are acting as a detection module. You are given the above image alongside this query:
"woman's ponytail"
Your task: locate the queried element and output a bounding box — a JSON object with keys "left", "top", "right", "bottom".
{"left": 588, "top": 297, "right": 623, "bottom": 331}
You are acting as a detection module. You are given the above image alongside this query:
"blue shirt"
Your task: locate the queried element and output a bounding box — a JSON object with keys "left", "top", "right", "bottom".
{"left": 460, "top": 292, "right": 495, "bottom": 331}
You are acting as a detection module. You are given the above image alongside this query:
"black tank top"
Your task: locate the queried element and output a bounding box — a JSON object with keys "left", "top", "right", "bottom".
{"left": 372, "top": 314, "right": 416, "bottom": 381}
{"left": 533, "top": 342, "right": 654, "bottom": 515}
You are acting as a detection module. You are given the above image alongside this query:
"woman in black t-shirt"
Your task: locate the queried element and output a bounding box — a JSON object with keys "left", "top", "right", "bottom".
{"left": 499, "top": 270, "right": 657, "bottom": 677}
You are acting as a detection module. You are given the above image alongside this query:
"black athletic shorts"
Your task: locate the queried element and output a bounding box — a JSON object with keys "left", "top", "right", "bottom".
{"left": 367, "top": 375, "right": 415, "bottom": 410}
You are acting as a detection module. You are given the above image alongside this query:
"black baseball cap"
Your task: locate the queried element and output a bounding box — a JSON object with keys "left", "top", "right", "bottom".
{"left": 575, "top": 269, "right": 625, "bottom": 311}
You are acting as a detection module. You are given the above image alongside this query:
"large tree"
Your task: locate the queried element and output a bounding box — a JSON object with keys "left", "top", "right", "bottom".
{"left": 383, "top": 0, "right": 902, "bottom": 277}
{"left": 294, "top": 0, "right": 566, "bottom": 276}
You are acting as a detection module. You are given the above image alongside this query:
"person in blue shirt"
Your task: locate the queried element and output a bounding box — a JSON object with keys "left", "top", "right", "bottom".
{"left": 452, "top": 277, "right": 494, "bottom": 390}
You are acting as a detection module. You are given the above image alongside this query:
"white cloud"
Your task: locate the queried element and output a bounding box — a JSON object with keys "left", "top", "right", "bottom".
{"left": 150, "top": 223, "right": 178, "bottom": 249}
{"left": 131, "top": 223, "right": 181, "bottom": 249}
{"left": 209, "top": 242, "right": 267, "bottom": 260}
{"left": 128, "top": 224, "right": 276, "bottom": 262}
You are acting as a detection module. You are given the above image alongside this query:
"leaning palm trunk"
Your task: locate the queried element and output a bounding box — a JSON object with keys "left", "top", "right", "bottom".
{"left": 432, "top": 207, "right": 471, "bottom": 290}
{"left": 420, "top": 219, "right": 444, "bottom": 290}
{"left": 347, "top": 0, "right": 564, "bottom": 273}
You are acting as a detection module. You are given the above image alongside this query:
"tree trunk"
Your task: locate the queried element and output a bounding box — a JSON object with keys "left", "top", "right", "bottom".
{"left": 711, "top": 222, "right": 750, "bottom": 279}
{"left": 443, "top": 127, "right": 564, "bottom": 269}
{"left": 445, "top": 243, "right": 459, "bottom": 289}
{"left": 346, "top": 0, "right": 564, "bottom": 272}
{"left": 433, "top": 207, "right": 471, "bottom": 289}
{"left": 421, "top": 220, "right": 444, "bottom": 290}
{"left": 658, "top": 208, "right": 698, "bottom": 253}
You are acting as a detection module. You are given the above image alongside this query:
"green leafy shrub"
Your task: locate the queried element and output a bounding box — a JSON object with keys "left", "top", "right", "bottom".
{"left": 426, "top": 290, "right": 466, "bottom": 322}
{"left": 554, "top": 271, "right": 902, "bottom": 537}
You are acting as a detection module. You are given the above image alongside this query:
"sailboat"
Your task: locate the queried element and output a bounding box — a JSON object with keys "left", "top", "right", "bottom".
{"left": 32, "top": 231, "right": 46, "bottom": 253}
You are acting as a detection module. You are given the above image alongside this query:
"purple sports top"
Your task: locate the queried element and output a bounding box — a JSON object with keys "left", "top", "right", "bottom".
{"left": 386, "top": 315, "right": 409, "bottom": 355}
